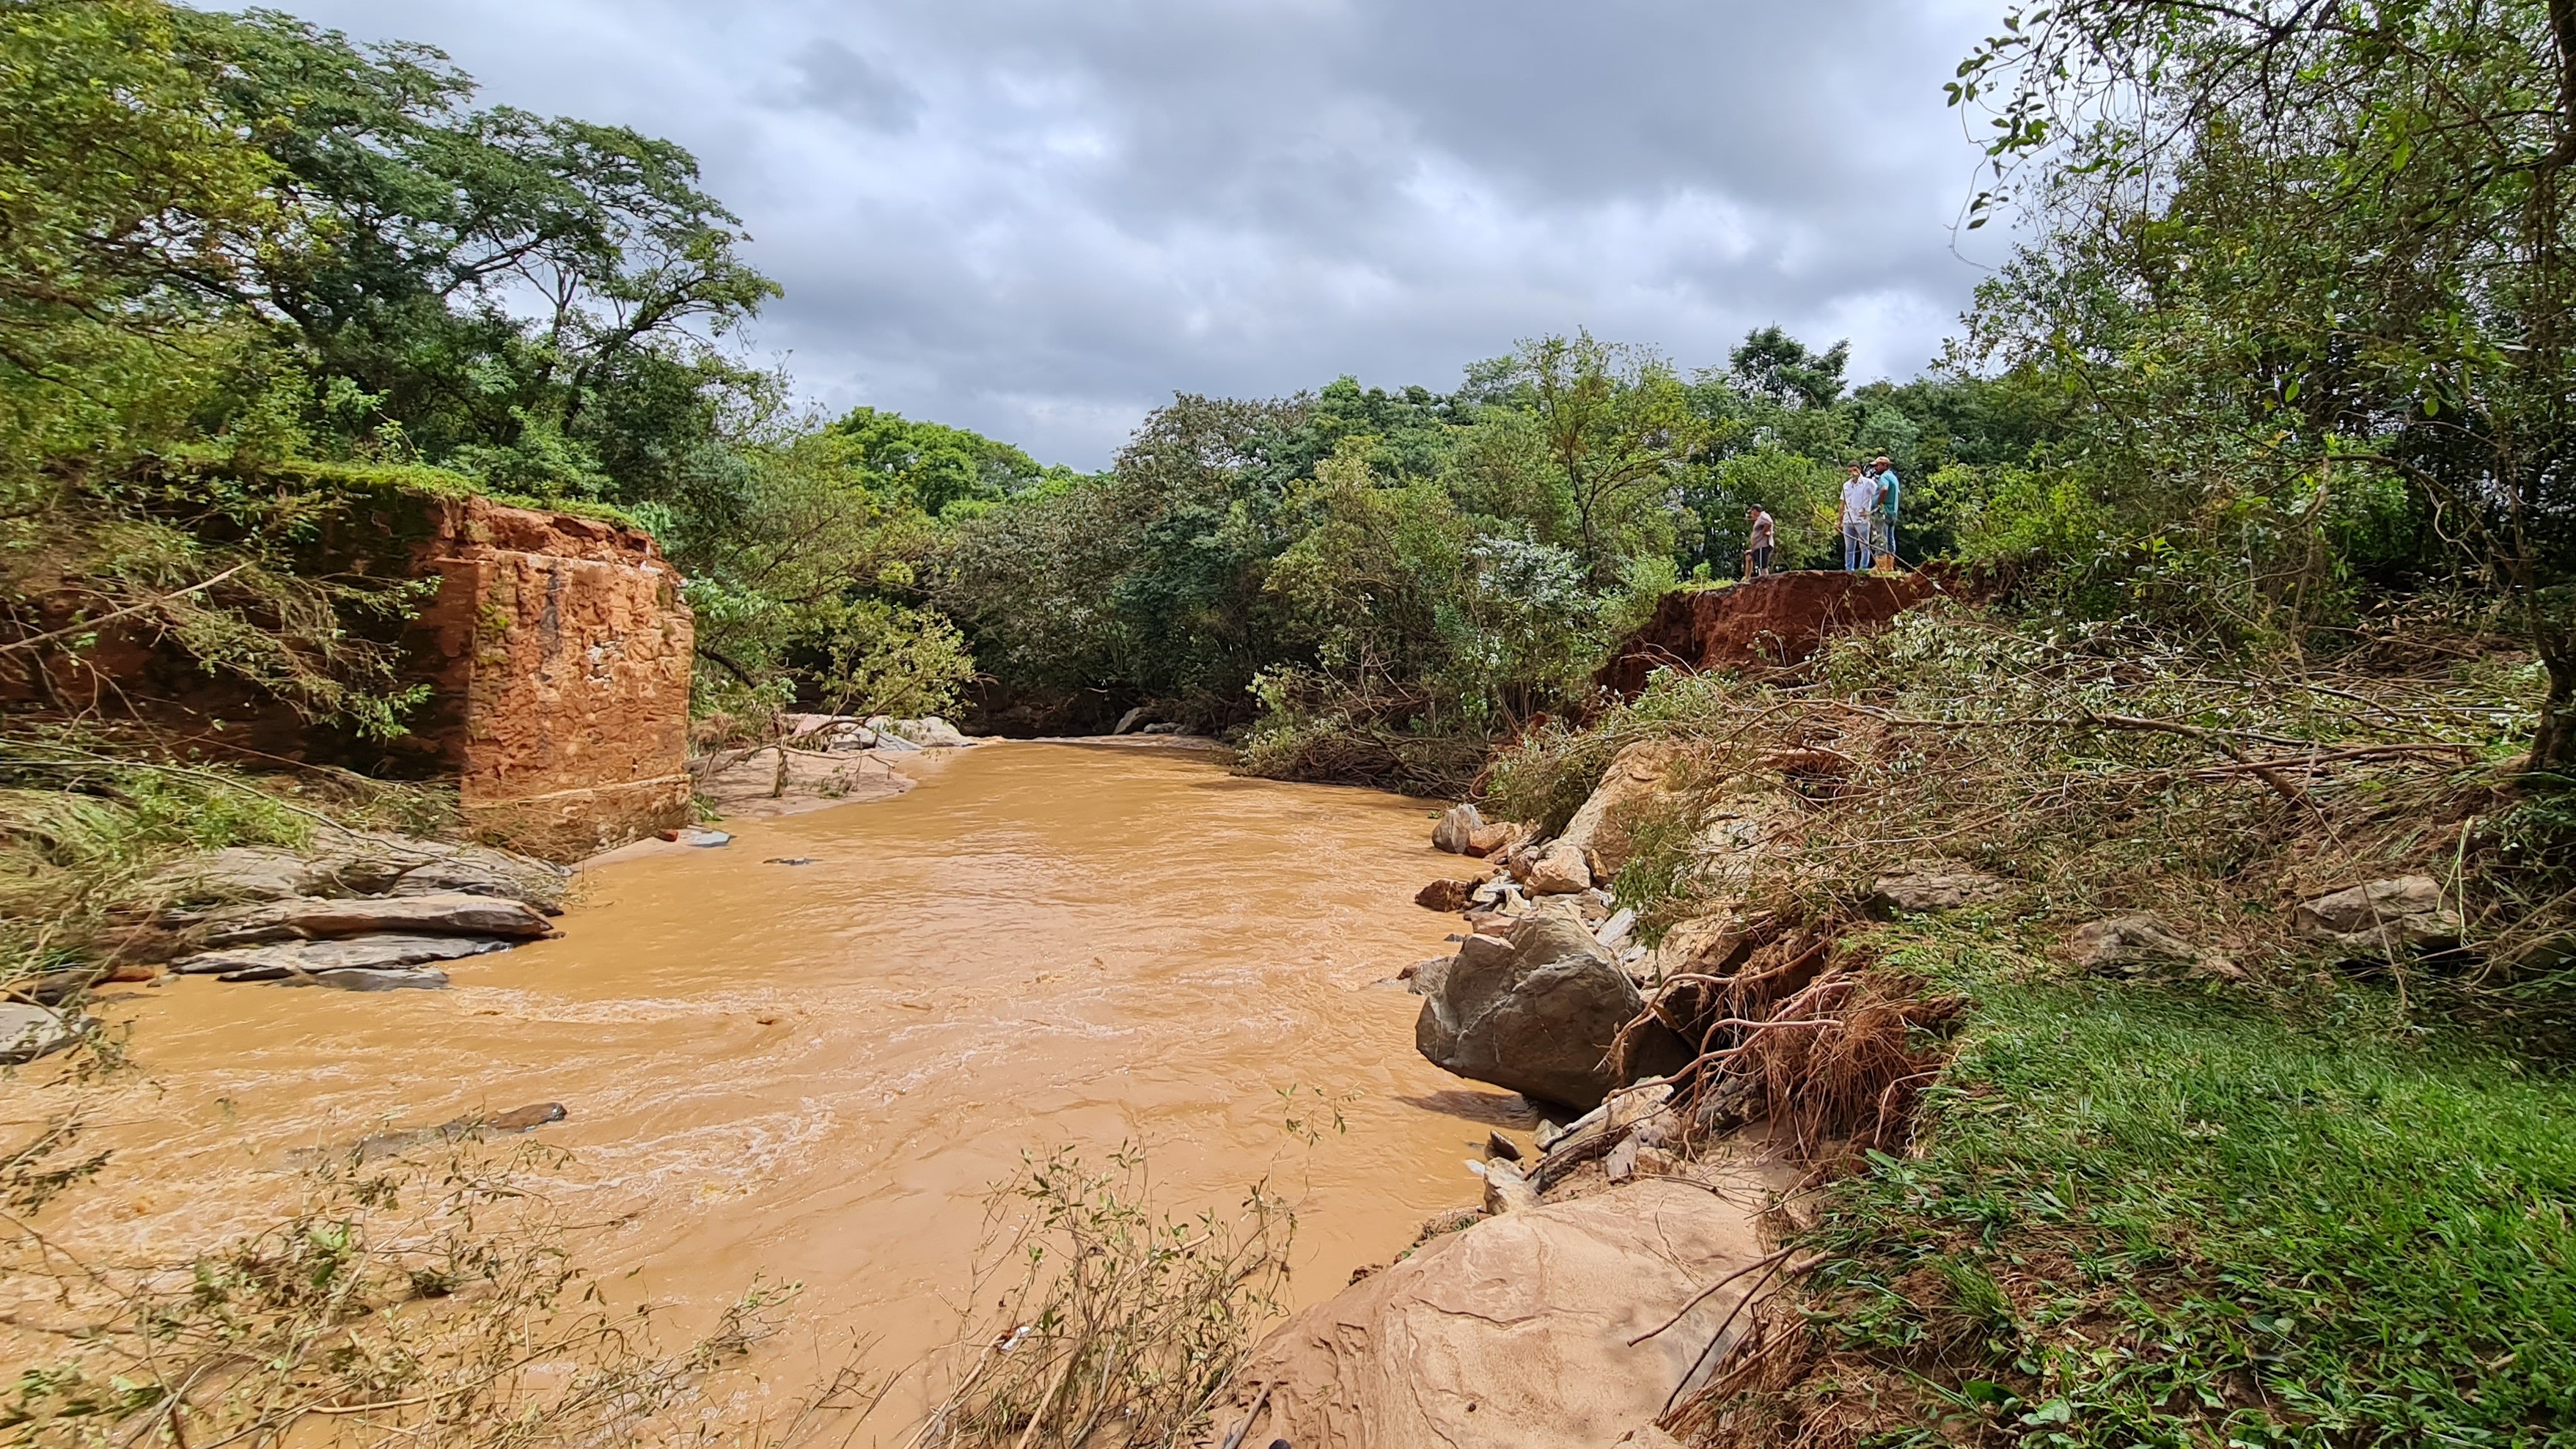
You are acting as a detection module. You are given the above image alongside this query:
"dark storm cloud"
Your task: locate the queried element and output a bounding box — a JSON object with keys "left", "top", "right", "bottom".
{"left": 790, "top": 38, "right": 923, "bottom": 133}
{"left": 249, "top": 0, "right": 2008, "bottom": 468}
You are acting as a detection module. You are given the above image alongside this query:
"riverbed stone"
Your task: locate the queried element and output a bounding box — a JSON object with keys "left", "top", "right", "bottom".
{"left": 201, "top": 892, "right": 554, "bottom": 947}
{"left": 1415, "top": 917, "right": 1688, "bottom": 1110}
{"left": 0, "top": 1002, "right": 79, "bottom": 1064}
{"left": 1525, "top": 840, "right": 1593, "bottom": 895}
{"left": 1211, "top": 1178, "right": 1775, "bottom": 1449}
{"left": 175, "top": 933, "right": 522, "bottom": 979}
{"left": 1415, "top": 878, "right": 1479, "bottom": 913}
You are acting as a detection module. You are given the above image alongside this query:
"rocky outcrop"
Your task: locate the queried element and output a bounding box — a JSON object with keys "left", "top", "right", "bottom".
{"left": 152, "top": 833, "right": 568, "bottom": 912}
{"left": 1417, "top": 918, "right": 1689, "bottom": 1110}
{"left": 172, "top": 934, "right": 522, "bottom": 980}
{"left": 143, "top": 839, "right": 568, "bottom": 987}
{"left": 1208, "top": 1178, "right": 1774, "bottom": 1449}
{"left": 870, "top": 715, "right": 973, "bottom": 749}
{"left": 1596, "top": 571, "right": 1958, "bottom": 696}
{"left": 2297, "top": 876, "right": 2463, "bottom": 955}
{"left": 197, "top": 892, "right": 553, "bottom": 947}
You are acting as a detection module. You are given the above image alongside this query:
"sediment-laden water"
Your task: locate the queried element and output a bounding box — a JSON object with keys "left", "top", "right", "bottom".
{"left": 62, "top": 741, "right": 1524, "bottom": 1382}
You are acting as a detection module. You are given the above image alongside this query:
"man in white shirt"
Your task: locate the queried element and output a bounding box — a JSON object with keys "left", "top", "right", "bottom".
{"left": 1840, "top": 463, "right": 1879, "bottom": 571}
{"left": 1745, "top": 505, "right": 1776, "bottom": 578}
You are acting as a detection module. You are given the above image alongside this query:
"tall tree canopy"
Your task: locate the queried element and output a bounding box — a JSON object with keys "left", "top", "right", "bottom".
{"left": 1953, "top": 0, "right": 2576, "bottom": 769}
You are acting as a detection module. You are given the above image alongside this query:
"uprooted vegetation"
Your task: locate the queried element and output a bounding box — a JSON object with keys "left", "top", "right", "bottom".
{"left": 1467, "top": 599, "right": 2575, "bottom": 1445}
{"left": 911, "top": 1146, "right": 1297, "bottom": 1449}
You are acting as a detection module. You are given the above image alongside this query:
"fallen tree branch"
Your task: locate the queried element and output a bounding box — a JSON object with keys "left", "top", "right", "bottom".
{"left": 0, "top": 563, "right": 250, "bottom": 656}
{"left": 1630, "top": 1247, "right": 1794, "bottom": 1346}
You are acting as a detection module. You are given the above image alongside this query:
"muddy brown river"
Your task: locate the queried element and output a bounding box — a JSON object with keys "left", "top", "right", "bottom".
{"left": 65, "top": 742, "right": 1525, "bottom": 1396}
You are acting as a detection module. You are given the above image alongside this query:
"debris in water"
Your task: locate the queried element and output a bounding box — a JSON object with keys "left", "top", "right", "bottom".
{"left": 763, "top": 856, "right": 815, "bottom": 865}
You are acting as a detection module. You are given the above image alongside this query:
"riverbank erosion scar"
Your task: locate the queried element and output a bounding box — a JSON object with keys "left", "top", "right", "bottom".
{"left": 1594, "top": 571, "right": 1953, "bottom": 696}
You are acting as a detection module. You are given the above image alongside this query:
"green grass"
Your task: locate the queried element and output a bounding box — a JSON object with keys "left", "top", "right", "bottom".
{"left": 1789, "top": 928, "right": 2576, "bottom": 1448}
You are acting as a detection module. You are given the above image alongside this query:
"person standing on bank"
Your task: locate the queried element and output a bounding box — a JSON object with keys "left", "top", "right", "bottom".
{"left": 1840, "top": 462, "right": 1878, "bottom": 571}
{"left": 1745, "top": 504, "right": 1776, "bottom": 579}
{"left": 1872, "top": 455, "right": 1902, "bottom": 565}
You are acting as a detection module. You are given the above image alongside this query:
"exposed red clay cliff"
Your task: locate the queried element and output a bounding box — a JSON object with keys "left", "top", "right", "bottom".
{"left": 1596, "top": 570, "right": 1954, "bottom": 697}
{"left": 406, "top": 498, "right": 694, "bottom": 858}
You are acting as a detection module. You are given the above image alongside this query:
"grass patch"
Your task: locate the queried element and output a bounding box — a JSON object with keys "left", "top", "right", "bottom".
{"left": 1734, "top": 928, "right": 2576, "bottom": 1447}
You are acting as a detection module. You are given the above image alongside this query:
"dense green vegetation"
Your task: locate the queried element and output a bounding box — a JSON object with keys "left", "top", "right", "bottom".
{"left": 1788, "top": 931, "right": 2576, "bottom": 1448}
{"left": 0, "top": 0, "right": 2065, "bottom": 786}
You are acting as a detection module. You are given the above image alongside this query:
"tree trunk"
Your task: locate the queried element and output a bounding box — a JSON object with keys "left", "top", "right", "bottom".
{"left": 2531, "top": 650, "right": 2576, "bottom": 777}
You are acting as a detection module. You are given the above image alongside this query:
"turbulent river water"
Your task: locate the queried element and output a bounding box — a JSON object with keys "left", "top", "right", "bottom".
{"left": 76, "top": 741, "right": 1527, "bottom": 1388}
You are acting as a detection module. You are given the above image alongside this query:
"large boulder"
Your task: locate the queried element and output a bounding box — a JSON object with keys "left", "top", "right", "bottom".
{"left": 1557, "top": 742, "right": 1684, "bottom": 878}
{"left": 200, "top": 892, "right": 554, "bottom": 947}
{"left": 2297, "top": 876, "right": 2463, "bottom": 955}
{"left": 870, "top": 716, "right": 971, "bottom": 749}
{"left": 1417, "top": 918, "right": 1687, "bottom": 1110}
{"left": 1206, "top": 1178, "right": 1773, "bottom": 1449}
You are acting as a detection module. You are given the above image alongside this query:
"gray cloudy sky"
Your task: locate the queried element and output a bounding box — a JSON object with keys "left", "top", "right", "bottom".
{"left": 264, "top": 1, "right": 2010, "bottom": 469}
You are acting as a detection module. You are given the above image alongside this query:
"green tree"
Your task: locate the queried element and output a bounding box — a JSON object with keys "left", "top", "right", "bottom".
{"left": 1956, "top": 0, "right": 2576, "bottom": 768}
{"left": 824, "top": 407, "right": 1060, "bottom": 518}
{"left": 1509, "top": 332, "right": 1704, "bottom": 584}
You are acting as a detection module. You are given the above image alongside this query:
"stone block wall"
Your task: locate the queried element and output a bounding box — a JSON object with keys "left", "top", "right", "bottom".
{"left": 404, "top": 498, "right": 694, "bottom": 859}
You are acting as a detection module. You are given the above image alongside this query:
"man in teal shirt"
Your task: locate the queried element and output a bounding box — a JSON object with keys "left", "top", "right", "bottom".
{"left": 1871, "top": 456, "right": 1901, "bottom": 565}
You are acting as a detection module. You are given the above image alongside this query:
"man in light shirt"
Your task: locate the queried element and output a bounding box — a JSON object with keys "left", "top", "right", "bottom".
{"left": 1744, "top": 505, "right": 1776, "bottom": 578}
{"left": 1840, "top": 463, "right": 1879, "bottom": 571}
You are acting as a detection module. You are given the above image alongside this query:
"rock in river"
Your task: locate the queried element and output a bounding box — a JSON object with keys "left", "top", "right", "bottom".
{"left": 0, "top": 1002, "right": 80, "bottom": 1064}
{"left": 201, "top": 892, "right": 554, "bottom": 947}
{"left": 1415, "top": 917, "right": 1687, "bottom": 1110}
{"left": 1431, "top": 802, "right": 1486, "bottom": 854}
{"left": 174, "top": 933, "right": 522, "bottom": 980}
{"left": 1414, "top": 878, "right": 1479, "bottom": 913}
